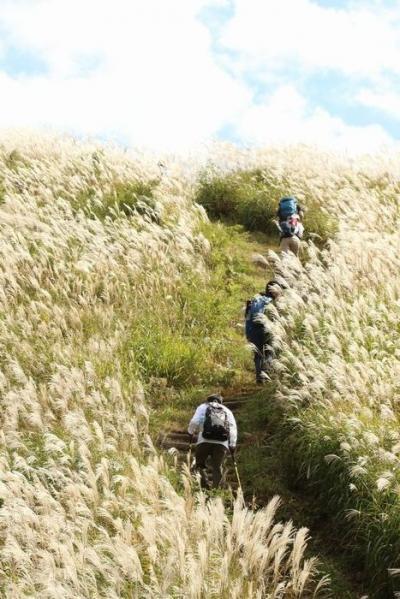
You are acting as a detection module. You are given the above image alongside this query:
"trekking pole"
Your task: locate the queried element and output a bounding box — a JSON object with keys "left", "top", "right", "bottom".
{"left": 230, "top": 448, "right": 242, "bottom": 493}
{"left": 188, "top": 434, "right": 194, "bottom": 471}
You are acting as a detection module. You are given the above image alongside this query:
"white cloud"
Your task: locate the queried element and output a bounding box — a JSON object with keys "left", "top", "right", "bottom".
{"left": 0, "top": 0, "right": 251, "bottom": 150}
{"left": 221, "top": 0, "right": 400, "bottom": 78}
{"left": 0, "top": 0, "right": 397, "bottom": 153}
{"left": 357, "top": 88, "right": 400, "bottom": 120}
{"left": 236, "top": 85, "right": 395, "bottom": 154}
{"left": 0, "top": 0, "right": 210, "bottom": 73}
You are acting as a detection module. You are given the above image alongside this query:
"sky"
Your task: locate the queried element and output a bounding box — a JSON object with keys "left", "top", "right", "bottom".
{"left": 0, "top": 0, "right": 400, "bottom": 154}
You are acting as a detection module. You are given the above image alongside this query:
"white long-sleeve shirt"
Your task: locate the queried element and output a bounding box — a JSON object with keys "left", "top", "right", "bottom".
{"left": 188, "top": 402, "right": 237, "bottom": 448}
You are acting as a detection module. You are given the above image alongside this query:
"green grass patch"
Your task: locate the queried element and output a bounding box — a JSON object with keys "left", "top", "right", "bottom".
{"left": 73, "top": 178, "right": 160, "bottom": 221}
{"left": 120, "top": 220, "right": 269, "bottom": 434}
{"left": 196, "top": 167, "right": 338, "bottom": 246}
{"left": 196, "top": 169, "right": 277, "bottom": 235}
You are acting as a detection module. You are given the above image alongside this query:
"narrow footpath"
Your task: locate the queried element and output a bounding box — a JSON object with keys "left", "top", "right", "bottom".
{"left": 154, "top": 224, "right": 369, "bottom": 597}
{"left": 159, "top": 388, "right": 368, "bottom": 599}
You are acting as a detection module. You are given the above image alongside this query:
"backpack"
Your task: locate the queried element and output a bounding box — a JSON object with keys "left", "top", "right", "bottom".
{"left": 202, "top": 403, "right": 230, "bottom": 441}
{"left": 279, "top": 216, "right": 299, "bottom": 237}
{"left": 245, "top": 294, "right": 272, "bottom": 321}
{"left": 278, "top": 197, "right": 297, "bottom": 220}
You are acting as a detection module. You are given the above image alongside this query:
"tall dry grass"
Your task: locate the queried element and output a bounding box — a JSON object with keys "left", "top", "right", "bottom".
{"left": 195, "top": 142, "right": 400, "bottom": 594}
{"left": 0, "top": 133, "right": 325, "bottom": 597}
{"left": 217, "top": 145, "right": 400, "bottom": 596}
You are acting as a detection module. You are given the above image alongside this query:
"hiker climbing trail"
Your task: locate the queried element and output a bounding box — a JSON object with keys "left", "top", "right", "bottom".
{"left": 159, "top": 388, "right": 368, "bottom": 597}
{"left": 159, "top": 390, "right": 255, "bottom": 493}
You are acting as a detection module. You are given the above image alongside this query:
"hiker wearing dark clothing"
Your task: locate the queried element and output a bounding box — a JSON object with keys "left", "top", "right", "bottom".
{"left": 188, "top": 394, "right": 237, "bottom": 489}
{"left": 277, "top": 196, "right": 304, "bottom": 256}
{"left": 245, "top": 280, "right": 282, "bottom": 384}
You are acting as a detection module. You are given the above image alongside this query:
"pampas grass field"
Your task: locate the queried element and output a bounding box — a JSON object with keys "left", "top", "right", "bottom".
{"left": 206, "top": 145, "right": 400, "bottom": 596}
{"left": 2, "top": 131, "right": 400, "bottom": 596}
{"left": 0, "top": 133, "right": 329, "bottom": 598}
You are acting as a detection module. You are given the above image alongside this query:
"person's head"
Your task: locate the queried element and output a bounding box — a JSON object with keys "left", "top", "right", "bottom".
{"left": 206, "top": 393, "right": 223, "bottom": 404}
{"left": 265, "top": 280, "right": 283, "bottom": 300}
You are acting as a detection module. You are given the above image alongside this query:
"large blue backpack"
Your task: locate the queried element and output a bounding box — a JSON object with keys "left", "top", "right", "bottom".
{"left": 278, "top": 196, "right": 297, "bottom": 220}
{"left": 246, "top": 294, "right": 272, "bottom": 322}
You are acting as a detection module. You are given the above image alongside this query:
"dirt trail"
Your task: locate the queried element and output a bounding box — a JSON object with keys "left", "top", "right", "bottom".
{"left": 159, "top": 388, "right": 368, "bottom": 598}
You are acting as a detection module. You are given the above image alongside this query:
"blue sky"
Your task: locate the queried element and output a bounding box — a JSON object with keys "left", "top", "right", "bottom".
{"left": 0, "top": 0, "right": 399, "bottom": 154}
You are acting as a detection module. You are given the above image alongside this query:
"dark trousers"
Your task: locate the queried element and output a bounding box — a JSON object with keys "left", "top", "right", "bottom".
{"left": 245, "top": 322, "right": 274, "bottom": 377}
{"left": 195, "top": 442, "right": 227, "bottom": 489}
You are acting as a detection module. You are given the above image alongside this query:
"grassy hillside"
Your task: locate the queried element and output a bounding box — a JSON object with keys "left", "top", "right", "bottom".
{"left": 0, "top": 134, "right": 326, "bottom": 598}
{"left": 197, "top": 144, "right": 400, "bottom": 597}
{"left": 3, "top": 132, "right": 400, "bottom": 597}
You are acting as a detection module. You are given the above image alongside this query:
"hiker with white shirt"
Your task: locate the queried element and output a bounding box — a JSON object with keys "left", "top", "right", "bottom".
{"left": 188, "top": 394, "right": 237, "bottom": 490}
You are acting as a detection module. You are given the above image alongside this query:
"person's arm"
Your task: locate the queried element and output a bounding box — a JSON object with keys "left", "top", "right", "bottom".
{"left": 188, "top": 404, "right": 206, "bottom": 435}
{"left": 227, "top": 409, "right": 237, "bottom": 448}
{"left": 296, "top": 222, "right": 304, "bottom": 238}
{"left": 245, "top": 299, "right": 251, "bottom": 319}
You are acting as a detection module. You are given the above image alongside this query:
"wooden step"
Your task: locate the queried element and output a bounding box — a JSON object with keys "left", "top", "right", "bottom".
{"left": 165, "top": 432, "right": 192, "bottom": 442}
{"left": 163, "top": 440, "right": 190, "bottom": 451}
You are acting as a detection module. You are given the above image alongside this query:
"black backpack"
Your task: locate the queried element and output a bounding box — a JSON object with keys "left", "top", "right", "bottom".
{"left": 202, "top": 403, "right": 230, "bottom": 441}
